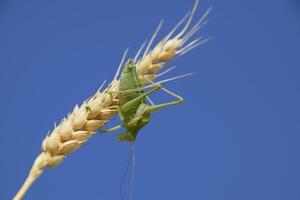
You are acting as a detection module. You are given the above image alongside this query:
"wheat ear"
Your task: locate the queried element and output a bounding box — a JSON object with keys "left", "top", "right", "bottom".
{"left": 13, "top": 1, "right": 210, "bottom": 199}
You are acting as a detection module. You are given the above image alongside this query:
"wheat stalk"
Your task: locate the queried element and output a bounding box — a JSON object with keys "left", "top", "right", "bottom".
{"left": 13, "top": 1, "right": 210, "bottom": 199}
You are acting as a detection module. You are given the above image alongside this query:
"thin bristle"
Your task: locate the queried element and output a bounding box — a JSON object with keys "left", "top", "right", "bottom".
{"left": 143, "top": 20, "right": 164, "bottom": 57}
{"left": 96, "top": 79, "right": 107, "bottom": 93}
{"left": 177, "top": 38, "right": 201, "bottom": 54}
{"left": 134, "top": 40, "right": 148, "bottom": 62}
{"left": 156, "top": 66, "right": 176, "bottom": 78}
{"left": 179, "top": 37, "right": 211, "bottom": 56}
{"left": 114, "top": 48, "right": 129, "bottom": 81}
{"left": 146, "top": 96, "right": 155, "bottom": 106}
{"left": 182, "top": 20, "right": 208, "bottom": 43}
{"left": 163, "top": 12, "right": 190, "bottom": 43}
{"left": 182, "top": 7, "right": 212, "bottom": 42}
{"left": 154, "top": 73, "right": 194, "bottom": 85}
{"left": 175, "top": 0, "right": 199, "bottom": 39}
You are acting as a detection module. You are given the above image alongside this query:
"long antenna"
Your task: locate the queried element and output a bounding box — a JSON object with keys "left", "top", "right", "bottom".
{"left": 129, "top": 143, "right": 136, "bottom": 200}
{"left": 120, "top": 143, "right": 134, "bottom": 200}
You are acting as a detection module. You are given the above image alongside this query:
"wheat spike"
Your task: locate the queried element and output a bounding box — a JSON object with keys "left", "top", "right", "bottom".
{"left": 13, "top": 1, "right": 210, "bottom": 199}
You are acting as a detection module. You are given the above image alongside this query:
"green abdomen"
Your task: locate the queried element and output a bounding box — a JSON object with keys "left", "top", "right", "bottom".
{"left": 118, "top": 70, "right": 145, "bottom": 122}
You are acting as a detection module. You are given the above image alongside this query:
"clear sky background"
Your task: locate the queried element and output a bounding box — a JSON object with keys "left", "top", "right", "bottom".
{"left": 1, "top": 0, "right": 300, "bottom": 199}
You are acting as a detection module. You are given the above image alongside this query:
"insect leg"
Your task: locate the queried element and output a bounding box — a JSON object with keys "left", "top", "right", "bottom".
{"left": 99, "top": 124, "right": 124, "bottom": 134}
{"left": 120, "top": 84, "right": 161, "bottom": 112}
{"left": 99, "top": 106, "right": 125, "bottom": 134}
{"left": 147, "top": 87, "right": 184, "bottom": 112}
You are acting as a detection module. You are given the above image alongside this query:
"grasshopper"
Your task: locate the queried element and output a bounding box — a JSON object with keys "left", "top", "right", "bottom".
{"left": 99, "top": 58, "right": 185, "bottom": 142}
{"left": 99, "top": 56, "right": 190, "bottom": 200}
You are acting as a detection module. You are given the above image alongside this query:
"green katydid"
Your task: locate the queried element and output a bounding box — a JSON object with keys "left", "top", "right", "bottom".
{"left": 99, "top": 51, "right": 191, "bottom": 200}
{"left": 99, "top": 57, "right": 186, "bottom": 142}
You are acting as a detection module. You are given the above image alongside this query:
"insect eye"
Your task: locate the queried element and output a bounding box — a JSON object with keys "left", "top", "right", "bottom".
{"left": 128, "top": 59, "right": 134, "bottom": 65}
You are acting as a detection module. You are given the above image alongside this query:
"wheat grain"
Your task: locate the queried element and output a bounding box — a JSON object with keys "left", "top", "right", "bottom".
{"left": 13, "top": 1, "right": 210, "bottom": 199}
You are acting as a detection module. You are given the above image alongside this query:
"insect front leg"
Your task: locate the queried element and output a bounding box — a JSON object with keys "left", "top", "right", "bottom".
{"left": 99, "top": 106, "right": 124, "bottom": 134}
{"left": 99, "top": 124, "right": 124, "bottom": 134}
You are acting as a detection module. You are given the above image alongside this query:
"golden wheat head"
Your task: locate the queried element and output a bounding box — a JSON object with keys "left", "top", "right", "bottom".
{"left": 13, "top": 1, "right": 210, "bottom": 199}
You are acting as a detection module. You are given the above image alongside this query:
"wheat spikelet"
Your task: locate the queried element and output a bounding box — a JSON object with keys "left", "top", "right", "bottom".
{"left": 13, "top": 1, "right": 210, "bottom": 199}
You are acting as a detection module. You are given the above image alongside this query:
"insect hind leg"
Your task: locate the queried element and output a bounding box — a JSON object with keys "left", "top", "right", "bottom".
{"left": 137, "top": 73, "right": 185, "bottom": 112}
{"left": 147, "top": 88, "right": 184, "bottom": 113}
{"left": 120, "top": 84, "right": 162, "bottom": 113}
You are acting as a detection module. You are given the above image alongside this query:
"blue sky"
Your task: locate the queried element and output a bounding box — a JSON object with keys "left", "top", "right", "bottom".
{"left": 1, "top": 0, "right": 300, "bottom": 199}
